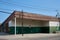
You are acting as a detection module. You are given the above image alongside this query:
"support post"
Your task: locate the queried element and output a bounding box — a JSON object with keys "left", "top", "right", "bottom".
{"left": 15, "top": 17, "right": 16, "bottom": 35}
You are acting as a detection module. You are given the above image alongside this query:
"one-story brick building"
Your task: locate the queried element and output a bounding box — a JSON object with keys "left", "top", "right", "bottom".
{"left": 1, "top": 11, "right": 60, "bottom": 34}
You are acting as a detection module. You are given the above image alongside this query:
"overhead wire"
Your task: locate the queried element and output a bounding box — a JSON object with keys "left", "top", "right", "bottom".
{"left": 0, "top": 1, "right": 57, "bottom": 12}
{"left": 0, "top": 8, "right": 14, "bottom": 11}
{"left": 0, "top": 10, "right": 11, "bottom": 14}
{"left": 0, "top": 1, "right": 60, "bottom": 17}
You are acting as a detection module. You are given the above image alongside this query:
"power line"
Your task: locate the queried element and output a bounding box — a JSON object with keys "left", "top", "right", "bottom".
{"left": 0, "top": 8, "right": 14, "bottom": 11}
{"left": 0, "top": 1, "right": 39, "bottom": 9}
{"left": 0, "top": 10, "right": 11, "bottom": 14}
{"left": 0, "top": 1, "right": 57, "bottom": 11}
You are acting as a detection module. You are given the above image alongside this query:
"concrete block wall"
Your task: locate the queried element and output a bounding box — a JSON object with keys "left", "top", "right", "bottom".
{"left": 49, "top": 21, "right": 59, "bottom": 33}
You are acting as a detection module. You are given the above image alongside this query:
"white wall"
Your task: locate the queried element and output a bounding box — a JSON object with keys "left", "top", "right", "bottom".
{"left": 49, "top": 21, "right": 59, "bottom": 27}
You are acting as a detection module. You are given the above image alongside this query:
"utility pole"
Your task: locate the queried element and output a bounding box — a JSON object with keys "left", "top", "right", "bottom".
{"left": 21, "top": 10, "right": 24, "bottom": 36}
{"left": 56, "top": 10, "right": 59, "bottom": 18}
{"left": 56, "top": 10, "right": 59, "bottom": 31}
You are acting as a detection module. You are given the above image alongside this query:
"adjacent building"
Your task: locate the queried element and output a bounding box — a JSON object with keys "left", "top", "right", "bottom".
{"left": 1, "top": 11, "right": 60, "bottom": 34}
{"left": 0, "top": 23, "right": 1, "bottom": 32}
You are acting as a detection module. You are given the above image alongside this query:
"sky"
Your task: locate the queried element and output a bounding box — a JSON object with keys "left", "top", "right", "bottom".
{"left": 0, "top": 0, "right": 60, "bottom": 23}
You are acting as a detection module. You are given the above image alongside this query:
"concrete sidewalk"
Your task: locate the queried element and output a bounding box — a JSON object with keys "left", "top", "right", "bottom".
{"left": 0, "top": 33, "right": 60, "bottom": 39}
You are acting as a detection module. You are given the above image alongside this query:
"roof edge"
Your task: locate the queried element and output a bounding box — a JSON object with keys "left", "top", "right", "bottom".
{"left": 1, "top": 11, "right": 16, "bottom": 26}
